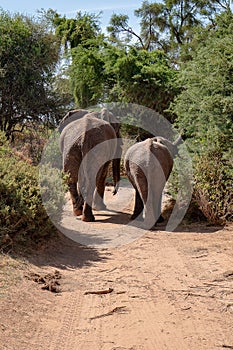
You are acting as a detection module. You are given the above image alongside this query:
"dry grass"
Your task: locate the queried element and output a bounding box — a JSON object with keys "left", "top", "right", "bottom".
{"left": 0, "top": 254, "right": 28, "bottom": 298}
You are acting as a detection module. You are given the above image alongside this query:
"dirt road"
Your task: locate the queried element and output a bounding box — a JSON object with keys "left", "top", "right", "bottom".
{"left": 0, "top": 188, "right": 233, "bottom": 350}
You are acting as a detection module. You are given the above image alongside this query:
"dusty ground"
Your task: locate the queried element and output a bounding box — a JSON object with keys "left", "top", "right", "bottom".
{"left": 0, "top": 186, "right": 233, "bottom": 350}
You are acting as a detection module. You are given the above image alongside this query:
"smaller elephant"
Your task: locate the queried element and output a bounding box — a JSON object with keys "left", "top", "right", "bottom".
{"left": 124, "top": 136, "right": 182, "bottom": 228}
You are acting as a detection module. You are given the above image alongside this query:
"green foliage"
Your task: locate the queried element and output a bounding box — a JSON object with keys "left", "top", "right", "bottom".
{"left": 50, "top": 11, "right": 106, "bottom": 108}
{"left": 193, "top": 150, "right": 233, "bottom": 224}
{"left": 68, "top": 37, "right": 178, "bottom": 113}
{"left": 108, "top": 0, "right": 229, "bottom": 56}
{"left": 70, "top": 38, "right": 106, "bottom": 108}
{"left": 0, "top": 132, "right": 61, "bottom": 250}
{"left": 171, "top": 10, "right": 233, "bottom": 224}
{"left": 51, "top": 10, "right": 101, "bottom": 50}
{"left": 104, "top": 46, "right": 178, "bottom": 118}
{"left": 172, "top": 10, "right": 233, "bottom": 143}
{"left": 39, "top": 164, "right": 67, "bottom": 222}
{"left": 39, "top": 129, "right": 67, "bottom": 223}
{"left": 107, "top": 14, "right": 145, "bottom": 48}
{"left": 0, "top": 10, "right": 65, "bottom": 138}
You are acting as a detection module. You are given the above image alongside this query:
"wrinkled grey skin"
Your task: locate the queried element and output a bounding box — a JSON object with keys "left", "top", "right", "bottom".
{"left": 124, "top": 136, "right": 182, "bottom": 228}
{"left": 60, "top": 108, "right": 122, "bottom": 222}
{"left": 58, "top": 109, "right": 90, "bottom": 133}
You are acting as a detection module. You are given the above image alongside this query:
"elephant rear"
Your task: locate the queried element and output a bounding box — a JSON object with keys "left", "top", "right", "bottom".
{"left": 59, "top": 113, "right": 121, "bottom": 221}
{"left": 124, "top": 138, "right": 175, "bottom": 228}
{"left": 60, "top": 115, "right": 117, "bottom": 182}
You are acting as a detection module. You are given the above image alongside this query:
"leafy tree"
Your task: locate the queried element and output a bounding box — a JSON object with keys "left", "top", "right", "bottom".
{"left": 46, "top": 9, "right": 179, "bottom": 112}
{"left": 69, "top": 38, "right": 106, "bottom": 108}
{"left": 104, "top": 46, "right": 178, "bottom": 117}
{"left": 171, "top": 10, "right": 233, "bottom": 223}
{"left": 51, "top": 10, "right": 101, "bottom": 50}
{"left": 47, "top": 10, "right": 104, "bottom": 108}
{"left": 172, "top": 10, "right": 233, "bottom": 145}
{"left": 61, "top": 26, "right": 178, "bottom": 115}
{"left": 107, "top": 0, "right": 230, "bottom": 56}
{"left": 107, "top": 14, "right": 146, "bottom": 49}
{"left": 0, "top": 10, "right": 64, "bottom": 138}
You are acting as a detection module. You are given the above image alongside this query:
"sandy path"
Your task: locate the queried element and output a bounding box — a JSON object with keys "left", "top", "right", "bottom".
{"left": 0, "top": 187, "right": 233, "bottom": 350}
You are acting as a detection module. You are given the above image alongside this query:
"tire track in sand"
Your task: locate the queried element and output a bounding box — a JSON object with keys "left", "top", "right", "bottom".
{"left": 46, "top": 288, "right": 111, "bottom": 350}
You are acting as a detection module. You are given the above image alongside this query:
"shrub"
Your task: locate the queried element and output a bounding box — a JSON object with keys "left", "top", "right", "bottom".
{"left": 11, "top": 124, "right": 48, "bottom": 165}
{"left": 170, "top": 11, "right": 233, "bottom": 225}
{"left": 0, "top": 132, "right": 63, "bottom": 250}
{"left": 193, "top": 149, "right": 233, "bottom": 225}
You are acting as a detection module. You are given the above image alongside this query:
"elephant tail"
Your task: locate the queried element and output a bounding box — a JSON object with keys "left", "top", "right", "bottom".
{"left": 112, "top": 183, "right": 119, "bottom": 195}
{"left": 112, "top": 158, "right": 121, "bottom": 195}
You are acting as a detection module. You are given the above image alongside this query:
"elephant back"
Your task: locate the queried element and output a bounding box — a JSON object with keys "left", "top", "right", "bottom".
{"left": 58, "top": 109, "right": 89, "bottom": 133}
{"left": 149, "top": 138, "right": 174, "bottom": 179}
{"left": 60, "top": 114, "right": 117, "bottom": 161}
{"left": 152, "top": 136, "right": 178, "bottom": 157}
{"left": 80, "top": 115, "right": 117, "bottom": 157}
{"left": 88, "top": 108, "right": 121, "bottom": 139}
{"left": 124, "top": 138, "right": 174, "bottom": 180}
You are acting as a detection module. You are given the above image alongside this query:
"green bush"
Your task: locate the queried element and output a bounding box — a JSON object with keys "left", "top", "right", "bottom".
{"left": 170, "top": 12, "right": 233, "bottom": 225}
{"left": 193, "top": 149, "right": 233, "bottom": 225}
{"left": 0, "top": 132, "right": 61, "bottom": 250}
{"left": 165, "top": 135, "right": 233, "bottom": 225}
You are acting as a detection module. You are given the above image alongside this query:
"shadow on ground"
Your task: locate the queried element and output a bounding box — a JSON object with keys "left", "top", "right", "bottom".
{"left": 25, "top": 232, "right": 111, "bottom": 270}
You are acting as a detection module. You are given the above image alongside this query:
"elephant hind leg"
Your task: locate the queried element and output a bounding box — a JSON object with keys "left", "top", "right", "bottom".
{"left": 131, "top": 190, "right": 144, "bottom": 220}
{"left": 153, "top": 195, "right": 165, "bottom": 225}
{"left": 82, "top": 202, "right": 95, "bottom": 222}
{"left": 69, "top": 183, "right": 84, "bottom": 216}
{"left": 93, "top": 162, "right": 110, "bottom": 210}
{"left": 149, "top": 184, "right": 165, "bottom": 227}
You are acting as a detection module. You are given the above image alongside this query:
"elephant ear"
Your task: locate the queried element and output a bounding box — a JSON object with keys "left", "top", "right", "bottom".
{"left": 100, "top": 108, "right": 113, "bottom": 122}
{"left": 100, "top": 108, "right": 121, "bottom": 137}
{"left": 152, "top": 136, "right": 182, "bottom": 158}
{"left": 58, "top": 109, "right": 89, "bottom": 133}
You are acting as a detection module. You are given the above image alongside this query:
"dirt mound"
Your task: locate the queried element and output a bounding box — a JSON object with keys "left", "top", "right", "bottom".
{"left": 26, "top": 270, "right": 62, "bottom": 293}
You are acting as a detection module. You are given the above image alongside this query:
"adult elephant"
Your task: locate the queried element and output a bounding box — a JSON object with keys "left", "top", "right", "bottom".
{"left": 60, "top": 108, "right": 122, "bottom": 222}
{"left": 124, "top": 136, "right": 182, "bottom": 229}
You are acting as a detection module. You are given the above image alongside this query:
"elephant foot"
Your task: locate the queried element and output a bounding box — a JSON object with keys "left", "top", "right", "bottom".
{"left": 82, "top": 215, "right": 95, "bottom": 222}
{"left": 73, "top": 208, "right": 83, "bottom": 216}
